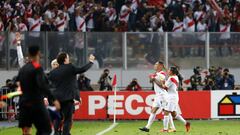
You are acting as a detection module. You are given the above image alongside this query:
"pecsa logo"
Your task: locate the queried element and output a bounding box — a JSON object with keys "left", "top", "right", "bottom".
{"left": 218, "top": 93, "right": 240, "bottom": 116}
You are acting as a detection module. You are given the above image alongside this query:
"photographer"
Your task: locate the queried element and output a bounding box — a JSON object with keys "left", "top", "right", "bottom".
{"left": 190, "top": 66, "right": 203, "bottom": 90}
{"left": 126, "top": 78, "right": 142, "bottom": 91}
{"left": 204, "top": 66, "right": 218, "bottom": 90}
{"left": 98, "top": 69, "right": 112, "bottom": 91}
{"left": 77, "top": 74, "right": 93, "bottom": 91}
{"left": 217, "top": 68, "right": 235, "bottom": 90}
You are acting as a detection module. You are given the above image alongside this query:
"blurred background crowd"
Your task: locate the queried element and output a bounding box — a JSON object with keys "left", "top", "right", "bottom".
{"left": 0, "top": 0, "right": 240, "bottom": 32}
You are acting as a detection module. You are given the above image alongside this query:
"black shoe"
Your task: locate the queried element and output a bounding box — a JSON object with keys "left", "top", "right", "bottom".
{"left": 139, "top": 127, "right": 150, "bottom": 132}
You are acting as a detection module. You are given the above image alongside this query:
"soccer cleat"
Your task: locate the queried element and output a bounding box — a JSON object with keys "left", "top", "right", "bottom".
{"left": 160, "top": 129, "right": 169, "bottom": 133}
{"left": 168, "top": 129, "right": 176, "bottom": 132}
{"left": 139, "top": 127, "right": 150, "bottom": 132}
{"left": 185, "top": 122, "right": 191, "bottom": 132}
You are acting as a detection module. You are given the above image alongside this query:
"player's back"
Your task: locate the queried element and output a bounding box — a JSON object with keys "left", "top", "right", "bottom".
{"left": 18, "top": 61, "right": 44, "bottom": 103}
{"left": 166, "top": 75, "right": 179, "bottom": 98}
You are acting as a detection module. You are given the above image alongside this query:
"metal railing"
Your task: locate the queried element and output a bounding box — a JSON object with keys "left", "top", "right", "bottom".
{"left": 0, "top": 32, "right": 239, "bottom": 70}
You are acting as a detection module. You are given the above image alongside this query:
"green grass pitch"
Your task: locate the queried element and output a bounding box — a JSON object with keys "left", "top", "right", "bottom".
{"left": 0, "top": 120, "right": 239, "bottom": 135}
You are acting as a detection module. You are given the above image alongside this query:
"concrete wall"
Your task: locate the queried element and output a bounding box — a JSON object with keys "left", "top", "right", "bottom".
{"left": 0, "top": 68, "right": 239, "bottom": 88}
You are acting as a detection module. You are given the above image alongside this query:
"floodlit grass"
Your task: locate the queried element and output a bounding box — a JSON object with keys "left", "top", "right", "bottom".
{"left": 1, "top": 120, "right": 239, "bottom": 135}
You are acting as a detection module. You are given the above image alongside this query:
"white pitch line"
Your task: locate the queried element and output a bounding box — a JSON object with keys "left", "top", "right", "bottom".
{"left": 96, "top": 123, "right": 118, "bottom": 135}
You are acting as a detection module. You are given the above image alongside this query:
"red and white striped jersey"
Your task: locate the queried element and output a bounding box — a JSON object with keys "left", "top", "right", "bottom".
{"left": 119, "top": 5, "right": 131, "bottom": 23}
{"left": 194, "top": 11, "right": 206, "bottom": 23}
{"left": 105, "top": 7, "right": 117, "bottom": 21}
{"left": 55, "top": 17, "right": 65, "bottom": 32}
{"left": 75, "top": 16, "right": 86, "bottom": 32}
{"left": 184, "top": 16, "right": 195, "bottom": 32}
{"left": 28, "top": 18, "right": 41, "bottom": 32}
{"left": 220, "top": 24, "right": 231, "bottom": 39}
{"left": 172, "top": 20, "right": 183, "bottom": 32}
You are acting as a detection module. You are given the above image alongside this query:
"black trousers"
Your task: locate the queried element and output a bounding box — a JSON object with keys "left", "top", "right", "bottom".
{"left": 55, "top": 100, "right": 74, "bottom": 135}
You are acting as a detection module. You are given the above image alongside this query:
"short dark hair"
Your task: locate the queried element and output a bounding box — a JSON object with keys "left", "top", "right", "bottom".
{"left": 57, "top": 52, "right": 68, "bottom": 65}
{"left": 158, "top": 61, "right": 164, "bottom": 65}
{"left": 223, "top": 68, "right": 229, "bottom": 72}
{"left": 28, "top": 45, "right": 40, "bottom": 57}
{"left": 170, "top": 66, "right": 178, "bottom": 75}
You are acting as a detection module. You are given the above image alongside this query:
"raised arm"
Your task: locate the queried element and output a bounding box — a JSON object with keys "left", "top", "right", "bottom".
{"left": 16, "top": 32, "right": 25, "bottom": 67}
{"left": 74, "top": 54, "right": 95, "bottom": 74}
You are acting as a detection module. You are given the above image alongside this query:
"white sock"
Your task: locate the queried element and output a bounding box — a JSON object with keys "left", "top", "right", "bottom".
{"left": 169, "top": 114, "right": 176, "bottom": 130}
{"left": 163, "top": 115, "right": 169, "bottom": 130}
{"left": 175, "top": 114, "right": 187, "bottom": 125}
{"left": 145, "top": 113, "right": 156, "bottom": 129}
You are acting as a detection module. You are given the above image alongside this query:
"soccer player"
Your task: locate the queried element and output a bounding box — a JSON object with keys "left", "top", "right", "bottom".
{"left": 49, "top": 52, "right": 95, "bottom": 135}
{"left": 17, "top": 45, "right": 60, "bottom": 135}
{"left": 139, "top": 61, "right": 175, "bottom": 132}
{"left": 153, "top": 67, "right": 190, "bottom": 132}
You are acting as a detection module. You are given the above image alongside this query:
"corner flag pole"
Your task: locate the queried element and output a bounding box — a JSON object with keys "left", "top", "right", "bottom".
{"left": 112, "top": 74, "right": 117, "bottom": 124}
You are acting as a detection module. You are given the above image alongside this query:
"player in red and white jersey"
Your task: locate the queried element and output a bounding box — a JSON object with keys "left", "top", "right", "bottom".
{"left": 184, "top": 11, "right": 195, "bottom": 32}
{"left": 119, "top": 1, "right": 132, "bottom": 23}
{"left": 157, "top": 67, "right": 190, "bottom": 132}
{"left": 139, "top": 61, "right": 176, "bottom": 132}
{"left": 54, "top": 11, "right": 65, "bottom": 32}
{"left": 105, "top": 1, "right": 117, "bottom": 22}
{"left": 16, "top": 17, "right": 28, "bottom": 32}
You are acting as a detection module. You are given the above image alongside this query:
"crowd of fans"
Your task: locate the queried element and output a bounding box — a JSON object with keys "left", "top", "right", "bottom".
{"left": 0, "top": 0, "right": 240, "bottom": 32}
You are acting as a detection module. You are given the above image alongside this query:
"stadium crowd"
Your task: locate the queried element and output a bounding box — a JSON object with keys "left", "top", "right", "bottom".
{"left": 0, "top": 0, "right": 240, "bottom": 32}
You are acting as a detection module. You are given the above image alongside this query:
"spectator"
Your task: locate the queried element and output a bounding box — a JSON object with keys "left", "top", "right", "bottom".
{"left": 126, "top": 78, "right": 142, "bottom": 91}
{"left": 98, "top": 69, "right": 112, "bottom": 91}
{"left": 77, "top": 74, "right": 93, "bottom": 91}
{"left": 217, "top": 68, "right": 235, "bottom": 90}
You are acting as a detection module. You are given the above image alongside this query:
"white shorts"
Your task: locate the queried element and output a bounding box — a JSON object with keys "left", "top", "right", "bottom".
{"left": 152, "top": 94, "right": 167, "bottom": 109}
{"left": 164, "top": 95, "right": 179, "bottom": 112}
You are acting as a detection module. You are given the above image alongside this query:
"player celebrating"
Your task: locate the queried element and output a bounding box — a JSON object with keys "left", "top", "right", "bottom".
{"left": 153, "top": 67, "right": 190, "bottom": 132}
{"left": 17, "top": 45, "right": 60, "bottom": 135}
{"left": 139, "top": 61, "right": 175, "bottom": 132}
